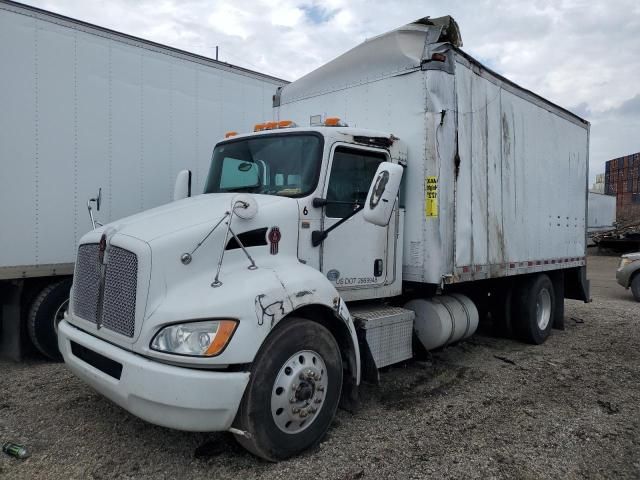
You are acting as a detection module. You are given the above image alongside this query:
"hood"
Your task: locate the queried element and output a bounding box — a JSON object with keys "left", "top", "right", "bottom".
{"left": 96, "top": 193, "right": 294, "bottom": 244}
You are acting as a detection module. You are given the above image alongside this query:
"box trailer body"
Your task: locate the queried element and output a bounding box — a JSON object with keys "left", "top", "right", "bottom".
{"left": 588, "top": 192, "right": 616, "bottom": 233}
{"left": 274, "top": 19, "right": 590, "bottom": 287}
{"left": 57, "top": 16, "right": 591, "bottom": 460}
{"left": 0, "top": 0, "right": 286, "bottom": 359}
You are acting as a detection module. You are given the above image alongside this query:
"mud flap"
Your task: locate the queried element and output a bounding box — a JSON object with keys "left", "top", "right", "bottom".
{"left": 356, "top": 327, "right": 380, "bottom": 385}
{"left": 0, "top": 282, "right": 24, "bottom": 361}
{"left": 564, "top": 266, "right": 591, "bottom": 303}
{"left": 551, "top": 271, "right": 565, "bottom": 330}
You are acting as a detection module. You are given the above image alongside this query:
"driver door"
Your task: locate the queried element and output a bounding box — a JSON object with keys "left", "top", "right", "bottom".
{"left": 320, "top": 144, "right": 392, "bottom": 294}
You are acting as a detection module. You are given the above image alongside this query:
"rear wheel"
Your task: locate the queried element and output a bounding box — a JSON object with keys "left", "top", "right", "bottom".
{"left": 513, "top": 274, "right": 555, "bottom": 345}
{"left": 27, "top": 279, "right": 72, "bottom": 360}
{"left": 233, "top": 318, "right": 342, "bottom": 461}
{"left": 631, "top": 274, "right": 640, "bottom": 302}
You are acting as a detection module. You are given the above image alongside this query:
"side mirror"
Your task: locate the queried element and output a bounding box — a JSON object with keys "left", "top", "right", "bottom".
{"left": 173, "top": 169, "right": 192, "bottom": 201}
{"left": 363, "top": 162, "right": 403, "bottom": 227}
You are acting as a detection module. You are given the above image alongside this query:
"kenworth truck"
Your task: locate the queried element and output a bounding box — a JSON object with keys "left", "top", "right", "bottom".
{"left": 58, "top": 16, "right": 590, "bottom": 460}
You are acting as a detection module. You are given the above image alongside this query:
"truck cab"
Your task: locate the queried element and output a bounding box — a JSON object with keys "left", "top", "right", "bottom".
{"left": 58, "top": 120, "right": 412, "bottom": 460}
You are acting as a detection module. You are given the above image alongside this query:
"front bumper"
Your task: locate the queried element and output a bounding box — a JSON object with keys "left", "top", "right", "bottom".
{"left": 58, "top": 320, "right": 250, "bottom": 431}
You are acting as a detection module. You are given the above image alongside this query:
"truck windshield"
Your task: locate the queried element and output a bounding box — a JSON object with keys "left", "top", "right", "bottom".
{"left": 204, "top": 133, "right": 322, "bottom": 197}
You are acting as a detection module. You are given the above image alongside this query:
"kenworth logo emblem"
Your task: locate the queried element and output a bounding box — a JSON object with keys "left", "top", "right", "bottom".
{"left": 268, "top": 227, "right": 281, "bottom": 255}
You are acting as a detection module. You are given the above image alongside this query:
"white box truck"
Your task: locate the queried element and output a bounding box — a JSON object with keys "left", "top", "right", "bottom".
{"left": 0, "top": 0, "right": 286, "bottom": 360}
{"left": 58, "top": 16, "right": 590, "bottom": 460}
{"left": 588, "top": 192, "right": 616, "bottom": 233}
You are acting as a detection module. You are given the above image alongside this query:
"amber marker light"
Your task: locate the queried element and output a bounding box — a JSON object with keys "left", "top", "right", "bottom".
{"left": 205, "top": 320, "right": 238, "bottom": 356}
{"left": 278, "top": 120, "right": 296, "bottom": 128}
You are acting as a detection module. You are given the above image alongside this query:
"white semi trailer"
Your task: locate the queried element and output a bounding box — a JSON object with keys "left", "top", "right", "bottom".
{"left": 0, "top": 0, "right": 286, "bottom": 360}
{"left": 58, "top": 17, "right": 590, "bottom": 460}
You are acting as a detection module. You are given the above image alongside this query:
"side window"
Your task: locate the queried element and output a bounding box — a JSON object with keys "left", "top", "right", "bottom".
{"left": 326, "top": 147, "right": 387, "bottom": 218}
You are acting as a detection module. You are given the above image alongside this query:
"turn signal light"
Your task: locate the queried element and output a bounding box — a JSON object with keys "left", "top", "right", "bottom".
{"left": 225, "top": 131, "right": 238, "bottom": 138}
{"left": 205, "top": 320, "right": 239, "bottom": 356}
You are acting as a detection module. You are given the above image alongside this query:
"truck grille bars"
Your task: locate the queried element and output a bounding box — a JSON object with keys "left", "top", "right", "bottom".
{"left": 72, "top": 243, "right": 138, "bottom": 338}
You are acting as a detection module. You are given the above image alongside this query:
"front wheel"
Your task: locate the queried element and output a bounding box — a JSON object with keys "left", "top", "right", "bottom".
{"left": 233, "top": 318, "right": 343, "bottom": 461}
{"left": 631, "top": 274, "right": 640, "bottom": 302}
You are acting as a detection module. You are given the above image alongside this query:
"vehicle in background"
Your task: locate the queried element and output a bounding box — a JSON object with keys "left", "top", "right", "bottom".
{"left": 616, "top": 253, "right": 640, "bottom": 301}
{"left": 58, "top": 16, "right": 590, "bottom": 460}
{"left": 588, "top": 192, "right": 616, "bottom": 244}
{"left": 0, "top": 0, "right": 286, "bottom": 360}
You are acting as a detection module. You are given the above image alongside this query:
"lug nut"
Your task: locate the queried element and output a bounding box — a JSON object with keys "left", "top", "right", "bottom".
{"left": 317, "top": 385, "right": 325, "bottom": 392}
{"left": 314, "top": 398, "right": 322, "bottom": 404}
{"left": 292, "top": 407, "right": 300, "bottom": 414}
{"left": 300, "top": 410, "right": 309, "bottom": 418}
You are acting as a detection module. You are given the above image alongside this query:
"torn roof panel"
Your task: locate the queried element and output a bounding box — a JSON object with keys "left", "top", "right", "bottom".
{"left": 279, "top": 16, "right": 462, "bottom": 105}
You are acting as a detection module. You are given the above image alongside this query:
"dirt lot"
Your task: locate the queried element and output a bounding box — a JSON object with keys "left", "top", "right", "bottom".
{"left": 1, "top": 255, "right": 639, "bottom": 479}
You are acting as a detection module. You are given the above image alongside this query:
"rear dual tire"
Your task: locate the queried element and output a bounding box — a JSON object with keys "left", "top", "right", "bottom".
{"left": 513, "top": 274, "right": 555, "bottom": 345}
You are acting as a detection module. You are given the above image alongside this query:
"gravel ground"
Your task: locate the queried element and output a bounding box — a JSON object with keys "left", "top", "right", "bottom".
{"left": 1, "top": 254, "right": 639, "bottom": 479}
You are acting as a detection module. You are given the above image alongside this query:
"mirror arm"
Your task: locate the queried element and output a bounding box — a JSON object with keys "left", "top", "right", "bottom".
{"left": 312, "top": 205, "right": 363, "bottom": 247}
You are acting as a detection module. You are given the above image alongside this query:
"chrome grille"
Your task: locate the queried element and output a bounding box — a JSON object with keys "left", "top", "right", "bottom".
{"left": 72, "top": 244, "right": 100, "bottom": 324}
{"left": 101, "top": 246, "right": 138, "bottom": 337}
{"left": 72, "top": 243, "right": 138, "bottom": 338}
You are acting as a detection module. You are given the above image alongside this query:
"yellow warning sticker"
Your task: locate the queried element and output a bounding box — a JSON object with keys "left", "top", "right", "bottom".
{"left": 425, "top": 176, "right": 438, "bottom": 217}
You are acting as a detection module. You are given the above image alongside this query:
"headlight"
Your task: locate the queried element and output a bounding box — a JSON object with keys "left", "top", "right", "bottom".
{"left": 619, "top": 258, "right": 632, "bottom": 270}
{"left": 150, "top": 320, "right": 238, "bottom": 356}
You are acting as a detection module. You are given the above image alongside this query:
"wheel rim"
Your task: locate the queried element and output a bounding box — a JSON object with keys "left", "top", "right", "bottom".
{"left": 53, "top": 299, "right": 69, "bottom": 335}
{"left": 271, "top": 350, "right": 328, "bottom": 434}
{"left": 535, "top": 288, "right": 551, "bottom": 330}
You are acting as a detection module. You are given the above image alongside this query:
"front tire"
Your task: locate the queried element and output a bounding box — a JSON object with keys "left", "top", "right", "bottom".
{"left": 233, "top": 318, "right": 343, "bottom": 461}
{"left": 27, "top": 279, "right": 72, "bottom": 360}
{"left": 631, "top": 274, "right": 640, "bottom": 302}
{"left": 513, "top": 274, "right": 555, "bottom": 345}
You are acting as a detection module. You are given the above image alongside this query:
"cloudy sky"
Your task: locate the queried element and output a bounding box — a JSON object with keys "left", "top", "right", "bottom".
{"left": 23, "top": 0, "right": 640, "bottom": 182}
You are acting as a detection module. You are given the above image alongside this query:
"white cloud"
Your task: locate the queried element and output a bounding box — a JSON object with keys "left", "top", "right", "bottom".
{"left": 22, "top": 0, "right": 640, "bottom": 179}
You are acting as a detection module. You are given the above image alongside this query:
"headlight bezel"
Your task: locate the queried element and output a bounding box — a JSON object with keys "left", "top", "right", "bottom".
{"left": 150, "top": 319, "right": 239, "bottom": 358}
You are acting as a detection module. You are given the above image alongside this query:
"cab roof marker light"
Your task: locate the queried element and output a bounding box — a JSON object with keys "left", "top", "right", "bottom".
{"left": 254, "top": 123, "right": 266, "bottom": 132}
{"left": 225, "top": 131, "right": 238, "bottom": 138}
{"left": 277, "top": 120, "right": 296, "bottom": 128}
{"left": 264, "top": 121, "right": 278, "bottom": 130}
{"left": 324, "top": 117, "right": 347, "bottom": 127}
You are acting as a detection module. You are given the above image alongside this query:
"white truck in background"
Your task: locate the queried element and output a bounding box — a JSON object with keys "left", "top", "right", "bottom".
{"left": 588, "top": 192, "right": 616, "bottom": 234}
{"left": 0, "top": 0, "right": 286, "bottom": 360}
{"left": 58, "top": 16, "right": 590, "bottom": 460}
